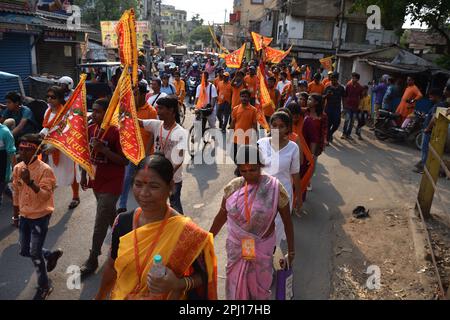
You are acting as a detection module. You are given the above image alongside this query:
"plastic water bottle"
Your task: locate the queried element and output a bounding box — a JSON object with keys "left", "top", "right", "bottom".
{"left": 149, "top": 255, "right": 166, "bottom": 278}
{"left": 148, "top": 254, "right": 166, "bottom": 299}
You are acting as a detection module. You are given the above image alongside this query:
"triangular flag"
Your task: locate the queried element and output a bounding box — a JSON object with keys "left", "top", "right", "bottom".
{"left": 225, "top": 43, "right": 246, "bottom": 69}
{"left": 251, "top": 32, "right": 273, "bottom": 52}
{"left": 116, "top": 9, "right": 138, "bottom": 86}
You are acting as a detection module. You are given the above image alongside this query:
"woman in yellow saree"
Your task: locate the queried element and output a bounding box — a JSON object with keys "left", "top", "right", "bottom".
{"left": 95, "top": 154, "right": 217, "bottom": 300}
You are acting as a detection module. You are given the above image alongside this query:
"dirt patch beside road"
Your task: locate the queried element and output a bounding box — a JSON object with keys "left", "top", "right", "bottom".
{"left": 331, "top": 207, "right": 440, "bottom": 299}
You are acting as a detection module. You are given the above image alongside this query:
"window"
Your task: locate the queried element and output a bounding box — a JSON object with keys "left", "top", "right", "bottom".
{"left": 303, "top": 20, "right": 333, "bottom": 41}
{"left": 251, "top": 0, "right": 264, "bottom": 4}
{"left": 346, "top": 23, "right": 367, "bottom": 44}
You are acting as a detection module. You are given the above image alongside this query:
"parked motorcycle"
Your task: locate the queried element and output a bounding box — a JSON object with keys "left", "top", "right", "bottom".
{"left": 374, "top": 109, "right": 425, "bottom": 150}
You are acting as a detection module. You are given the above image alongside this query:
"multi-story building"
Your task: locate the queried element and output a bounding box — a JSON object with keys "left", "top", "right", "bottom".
{"left": 160, "top": 4, "right": 187, "bottom": 43}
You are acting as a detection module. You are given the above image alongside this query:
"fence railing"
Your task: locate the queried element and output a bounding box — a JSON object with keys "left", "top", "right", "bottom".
{"left": 416, "top": 106, "right": 450, "bottom": 299}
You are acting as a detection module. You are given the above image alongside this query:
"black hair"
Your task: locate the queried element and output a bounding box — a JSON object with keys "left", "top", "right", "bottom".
{"left": 313, "top": 73, "right": 321, "bottom": 80}
{"left": 19, "top": 133, "right": 42, "bottom": 146}
{"left": 235, "top": 144, "right": 265, "bottom": 166}
{"left": 47, "top": 85, "right": 66, "bottom": 105}
{"left": 351, "top": 72, "right": 360, "bottom": 80}
{"left": 156, "top": 95, "right": 180, "bottom": 123}
{"left": 429, "top": 88, "right": 442, "bottom": 97}
{"left": 270, "top": 110, "right": 293, "bottom": 133}
{"left": 5, "top": 91, "right": 22, "bottom": 104}
{"left": 286, "top": 101, "right": 301, "bottom": 116}
{"left": 152, "top": 78, "right": 162, "bottom": 87}
{"left": 299, "top": 92, "right": 309, "bottom": 100}
{"left": 280, "top": 71, "right": 288, "bottom": 78}
{"left": 93, "top": 98, "right": 110, "bottom": 111}
{"left": 268, "top": 76, "right": 276, "bottom": 82}
{"left": 309, "top": 94, "right": 324, "bottom": 115}
{"left": 135, "top": 154, "right": 174, "bottom": 185}
{"left": 173, "top": 71, "right": 180, "bottom": 76}
{"left": 240, "top": 89, "right": 251, "bottom": 97}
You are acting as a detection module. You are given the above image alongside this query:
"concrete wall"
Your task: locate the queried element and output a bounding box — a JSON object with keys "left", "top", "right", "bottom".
{"left": 353, "top": 58, "right": 374, "bottom": 85}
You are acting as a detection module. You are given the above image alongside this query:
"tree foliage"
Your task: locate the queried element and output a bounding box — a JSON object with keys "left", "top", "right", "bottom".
{"left": 188, "top": 25, "right": 211, "bottom": 45}
{"left": 74, "top": 0, "right": 138, "bottom": 28}
{"left": 352, "top": 0, "right": 450, "bottom": 54}
{"left": 190, "top": 14, "right": 204, "bottom": 28}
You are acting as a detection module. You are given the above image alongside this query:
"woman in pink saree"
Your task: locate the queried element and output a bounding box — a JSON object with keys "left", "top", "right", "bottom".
{"left": 210, "top": 145, "right": 295, "bottom": 300}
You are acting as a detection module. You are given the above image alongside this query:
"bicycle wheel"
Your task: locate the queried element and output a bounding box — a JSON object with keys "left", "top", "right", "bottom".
{"left": 202, "top": 128, "right": 215, "bottom": 153}
{"left": 188, "top": 125, "right": 206, "bottom": 158}
{"left": 179, "top": 103, "right": 186, "bottom": 125}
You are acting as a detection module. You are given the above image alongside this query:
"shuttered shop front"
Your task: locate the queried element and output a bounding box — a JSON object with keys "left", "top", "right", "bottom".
{"left": 36, "top": 40, "right": 77, "bottom": 80}
{"left": 0, "top": 33, "right": 32, "bottom": 102}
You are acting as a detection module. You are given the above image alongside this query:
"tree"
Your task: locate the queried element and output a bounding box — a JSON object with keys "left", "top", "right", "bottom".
{"left": 74, "top": 0, "right": 138, "bottom": 28}
{"left": 352, "top": 0, "right": 450, "bottom": 54}
{"left": 190, "top": 13, "right": 204, "bottom": 28}
{"left": 188, "top": 25, "right": 211, "bottom": 45}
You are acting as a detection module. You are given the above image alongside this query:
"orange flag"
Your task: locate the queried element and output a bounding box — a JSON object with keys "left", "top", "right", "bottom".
{"left": 225, "top": 43, "right": 246, "bottom": 69}
{"left": 116, "top": 9, "right": 138, "bottom": 86}
{"left": 264, "top": 46, "right": 292, "bottom": 64}
{"left": 251, "top": 32, "right": 273, "bottom": 52}
{"left": 117, "top": 68, "right": 145, "bottom": 165}
{"left": 43, "top": 74, "right": 95, "bottom": 178}
{"left": 195, "top": 73, "right": 208, "bottom": 110}
{"left": 256, "top": 63, "right": 271, "bottom": 131}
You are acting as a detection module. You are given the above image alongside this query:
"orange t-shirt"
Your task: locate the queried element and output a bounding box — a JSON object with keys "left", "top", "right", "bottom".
{"left": 244, "top": 75, "right": 258, "bottom": 98}
{"left": 137, "top": 103, "right": 158, "bottom": 154}
{"left": 232, "top": 104, "right": 257, "bottom": 144}
{"left": 217, "top": 81, "right": 232, "bottom": 105}
{"left": 322, "top": 78, "right": 331, "bottom": 88}
{"left": 173, "top": 79, "right": 186, "bottom": 103}
{"left": 308, "top": 81, "right": 325, "bottom": 95}
{"left": 231, "top": 83, "right": 246, "bottom": 108}
{"left": 214, "top": 76, "right": 222, "bottom": 89}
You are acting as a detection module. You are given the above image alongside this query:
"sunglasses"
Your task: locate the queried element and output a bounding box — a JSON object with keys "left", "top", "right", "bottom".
{"left": 47, "top": 95, "right": 57, "bottom": 99}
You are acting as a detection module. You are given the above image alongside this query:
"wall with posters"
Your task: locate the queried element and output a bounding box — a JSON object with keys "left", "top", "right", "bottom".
{"left": 101, "top": 21, "right": 151, "bottom": 49}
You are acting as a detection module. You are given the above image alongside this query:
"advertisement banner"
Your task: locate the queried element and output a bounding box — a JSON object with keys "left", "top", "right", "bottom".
{"left": 101, "top": 20, "right": 151, "bottom": 49}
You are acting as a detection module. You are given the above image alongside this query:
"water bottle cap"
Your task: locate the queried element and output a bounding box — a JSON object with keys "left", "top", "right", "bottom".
{"left": 153, "top": 254, "right": 162, "bottom": 263}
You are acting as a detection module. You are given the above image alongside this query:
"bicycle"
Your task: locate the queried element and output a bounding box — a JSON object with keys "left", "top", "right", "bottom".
{"left": 188, "top": 106, "right": 215, "bottom": 158}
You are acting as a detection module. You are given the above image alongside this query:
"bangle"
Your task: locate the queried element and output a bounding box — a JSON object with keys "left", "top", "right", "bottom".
{"left": 183, "top": 277, "right": 189, "bottom": 291}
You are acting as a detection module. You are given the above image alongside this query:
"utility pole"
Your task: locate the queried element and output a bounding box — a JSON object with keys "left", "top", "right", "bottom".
{"left": 223, "top": 9, "right": 227, "bottom": 49}
{"left": 335, "top": 0, "right": 345, "bottom": 75}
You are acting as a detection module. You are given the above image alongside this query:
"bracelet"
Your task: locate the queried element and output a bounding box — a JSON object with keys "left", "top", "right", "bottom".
{"left": 183, "top": 277, "right": 189, "bottom": 292}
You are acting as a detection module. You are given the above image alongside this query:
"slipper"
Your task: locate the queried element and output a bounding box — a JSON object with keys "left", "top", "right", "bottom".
{"left": 68, "top": 198, "right": 80, "bottom": 209}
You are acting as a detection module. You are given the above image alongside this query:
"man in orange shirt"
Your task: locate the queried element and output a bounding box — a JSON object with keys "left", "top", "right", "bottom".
{"left": 216, "top": 72, "right": 233, "bottom": 132}
{"left": 214, "top": 68, "right": 224, "bottom": 89}
{"left": 173, "top": 71, "right": 186, "bottom": 106}
{"left": 265, "top": 76, "right": 280, "bottom": 123}
{"left": 244, "top": 66, "right": 258, "bottom": 105}
{"left": 13, "top": 134, "right": 62, "bottom": 300}
{"left": 230, "top": 89, "right": 257, "bottom": 175}
{"left": 231, "top": 70, "right": 247, "bottom": 109}
{"left": 322, "top": 71, "right": 333, "bottom": 88}
{"left": 308, "top": 73, "right": 325, "bottom": 95}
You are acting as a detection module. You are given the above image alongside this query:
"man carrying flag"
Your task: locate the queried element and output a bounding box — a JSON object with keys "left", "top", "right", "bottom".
{"left": 79, "top": 98, "right": 128, "bottom": 278}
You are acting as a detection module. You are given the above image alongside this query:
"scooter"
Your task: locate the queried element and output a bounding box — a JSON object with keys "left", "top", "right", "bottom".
{"left": 374, "top": 109, "right": 425, "bottom": 150}
{"left": 186, "top": 76, "right": 200, "bottom": 105}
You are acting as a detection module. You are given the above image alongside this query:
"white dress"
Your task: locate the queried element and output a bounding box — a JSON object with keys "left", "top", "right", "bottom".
{"left": 40, "top": 107, "right": 81, "bottom": 187}
{"left": 257, "top": 137, "right": 300, "bottom": 246}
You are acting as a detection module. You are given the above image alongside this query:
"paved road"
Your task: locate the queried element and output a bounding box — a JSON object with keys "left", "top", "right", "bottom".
{"left": 1, "top": 118, "right": 449, "bottom": 300}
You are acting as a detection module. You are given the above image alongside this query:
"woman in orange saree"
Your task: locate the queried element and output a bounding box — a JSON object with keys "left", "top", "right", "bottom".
{"left": 95, "top": 155, "right": 217, "bottom": 300}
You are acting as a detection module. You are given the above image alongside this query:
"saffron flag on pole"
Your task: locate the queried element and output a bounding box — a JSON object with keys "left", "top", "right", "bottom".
{"left": 251, "top": 32, "right": 273, "bottom": 52}
{"left": 208, "top": 24, "right": 229, "bottom": 54}
{"left": 118, "top": 68, "right": 145, "bottom": 165}
{"left": 256, "top": 63, "right": 271, "bottom": 131}
{"left": 116, "top": 9, "right": 138, "bottom": 86}
{"left": 43, "top": 74, "right": 95, "bottom": 178}
{"left": 195, "top": 73, "right": 208, "bottom": 110}
{"left": 264, "top": 45, "right": 292, "bottom": 64}
{"left": 225, "top": 43, "right": 246, "bottom": 69}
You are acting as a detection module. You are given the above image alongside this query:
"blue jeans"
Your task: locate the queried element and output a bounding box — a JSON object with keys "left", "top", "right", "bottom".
{"left": 170, "top": 182, "right": 183, "bottom": 214}
{"left": 19, "top": 215, "right": 52, "bottom": 288}
{"left": 343, "top": 109, "right": 357, "bottom": 136}
{"left": 421, "top": 132, "right": 431, "bottom": 165}
{"left": 118, "top": 163, "right": 138, "bottom": 210}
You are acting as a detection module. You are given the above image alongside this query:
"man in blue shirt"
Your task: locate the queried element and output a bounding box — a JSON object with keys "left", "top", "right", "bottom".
{"left": 0, "top": 92, "right": 38, "bottom": 139}
{"left": 414, "top": 86, "right": 450, "bottom": 173}
{"left": 372, "top": 75, "right": 389, "bottom": 114}
{"left": 0, "top": 121, "right": 15, "bottom": 207}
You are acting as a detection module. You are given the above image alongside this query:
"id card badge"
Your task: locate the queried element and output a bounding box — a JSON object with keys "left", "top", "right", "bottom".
{"left": 242, "top": 238, "right": 256, "bottom": 260}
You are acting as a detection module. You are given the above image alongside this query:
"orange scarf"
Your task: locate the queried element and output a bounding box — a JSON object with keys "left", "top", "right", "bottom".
{"left": 195, "top": 74, "right": 208, "bottom": 110}
{"left": 42, "top": 106, "right": 62, "bottom": 166}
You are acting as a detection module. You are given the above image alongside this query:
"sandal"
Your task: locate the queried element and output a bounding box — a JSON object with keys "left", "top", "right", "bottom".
{"left": 68, "top": 198, "right": 80, "bottom": 209}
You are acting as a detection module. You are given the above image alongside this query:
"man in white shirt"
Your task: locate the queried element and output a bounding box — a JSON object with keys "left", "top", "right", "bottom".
{"left": 194, "top": 71, "right": 218, "bottom": 129}
{"left": 139, "top": 96, "right": 187, "bottom": 214}
{"left": 146, "top": 78, "right": 167, "bottom": 107}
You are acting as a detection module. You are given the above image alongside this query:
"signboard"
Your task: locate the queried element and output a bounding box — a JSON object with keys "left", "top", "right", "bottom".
{"left": 101, "top": 21, "right": 151, "bottom": 49}
{"left": 35, "top": 0, "right": 74, "bottom": 16}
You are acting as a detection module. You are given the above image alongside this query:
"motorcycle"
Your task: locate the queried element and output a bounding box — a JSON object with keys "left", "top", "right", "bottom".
{"left": 374, "top": 109, "right": 425, "bottom": 150}
{"left": 186, "top": 76, "right": 200, "bottom": 106}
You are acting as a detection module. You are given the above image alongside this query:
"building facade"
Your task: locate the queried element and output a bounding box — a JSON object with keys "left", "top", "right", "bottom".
{"left": 160, "top": 4, "right": 187, "bottom": 43}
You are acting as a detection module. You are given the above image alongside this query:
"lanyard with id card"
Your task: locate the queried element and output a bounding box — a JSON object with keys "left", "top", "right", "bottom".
{"left": 241, "top": 181, "right": 260, "bottom": 260}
